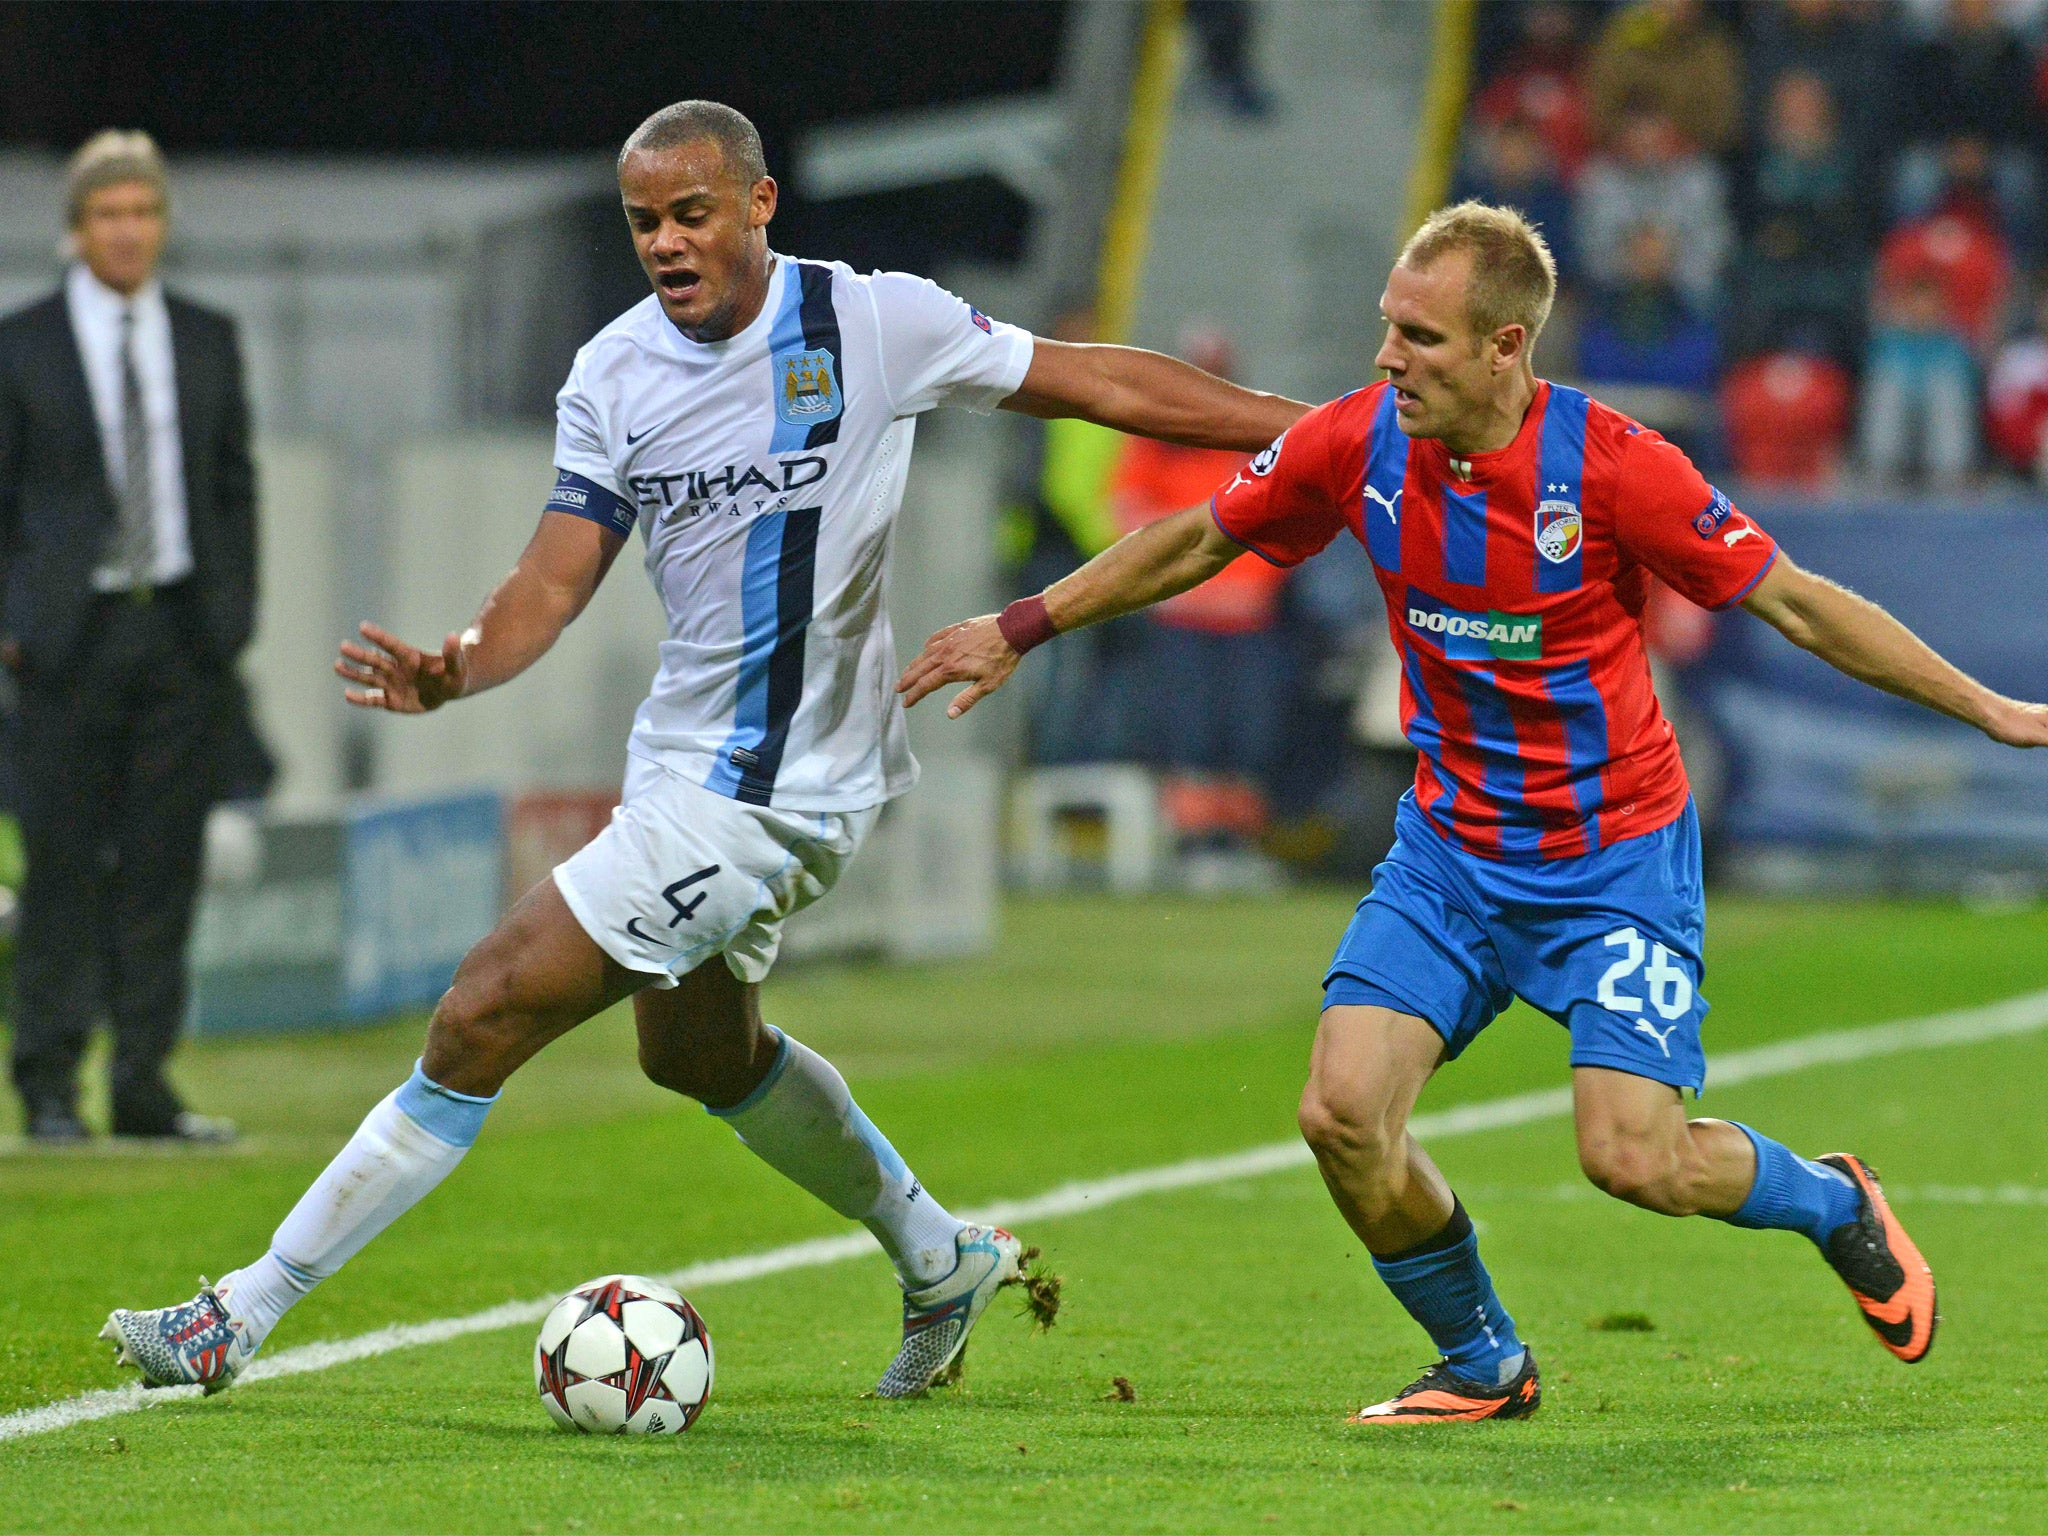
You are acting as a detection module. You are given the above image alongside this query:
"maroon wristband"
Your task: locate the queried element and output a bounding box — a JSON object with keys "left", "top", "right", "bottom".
{"left": 996, "top": 594, "right": 1058, "bottom": 656}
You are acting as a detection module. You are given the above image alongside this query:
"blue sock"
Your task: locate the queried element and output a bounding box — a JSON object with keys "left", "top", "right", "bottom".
{"left": 1722, "top": 1123, "right": 1860, "bottom": 1246}
{"left": 1371, "top": 1200, "right": 1526, "bottom": 1386}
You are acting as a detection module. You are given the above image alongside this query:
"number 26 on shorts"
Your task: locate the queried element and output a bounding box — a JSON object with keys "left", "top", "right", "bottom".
{"left": 1596, "top": 926, "right": 1693, "bottom": 1020}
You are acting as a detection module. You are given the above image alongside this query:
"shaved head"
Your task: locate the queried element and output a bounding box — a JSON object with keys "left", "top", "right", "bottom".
{"left": 619, "top": 100, "right": 767, "bottom": 188}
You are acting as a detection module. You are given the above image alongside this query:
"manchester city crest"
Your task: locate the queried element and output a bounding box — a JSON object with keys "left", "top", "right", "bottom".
{"left": 1534, "top": 498, "right": 1581, "bottom": 564}
{"left": 776, "top": 349, "right": 840, "bottom": 426}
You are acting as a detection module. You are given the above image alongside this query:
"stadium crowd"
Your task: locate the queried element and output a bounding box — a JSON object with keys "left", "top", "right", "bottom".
{"left": 1459, "top": 0, "right": 2048, "bottom": 489}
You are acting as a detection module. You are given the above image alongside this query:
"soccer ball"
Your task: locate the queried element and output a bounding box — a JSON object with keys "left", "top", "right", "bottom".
{"left": 534, "top": 1274, "right": 714, "bottom": 1435}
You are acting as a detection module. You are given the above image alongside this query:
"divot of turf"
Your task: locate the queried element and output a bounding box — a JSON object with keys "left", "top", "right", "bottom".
{"left": 1587, "top": 1312, "right": 1656, "bottom": 1333}
{"left": 1009, "top": 1245, "right": 1063, "bottom": 1332}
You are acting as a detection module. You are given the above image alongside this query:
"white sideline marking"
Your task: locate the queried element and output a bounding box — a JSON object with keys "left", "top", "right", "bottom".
{"left": 7, "top": 985, "right": 2047, "bottom": 1445}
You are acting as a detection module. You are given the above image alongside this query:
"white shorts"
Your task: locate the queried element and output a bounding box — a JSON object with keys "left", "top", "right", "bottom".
{"left": 553, "top": 754, "right": 878, "bottom": 986}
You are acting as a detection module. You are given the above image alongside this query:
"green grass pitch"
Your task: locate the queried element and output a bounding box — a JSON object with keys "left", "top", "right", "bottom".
{"left": 3, "top": 891, "right": 2047, "bottom": 1532}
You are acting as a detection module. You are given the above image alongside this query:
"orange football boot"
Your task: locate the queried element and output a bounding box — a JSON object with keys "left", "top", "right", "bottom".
{"left": 1817, "top": 1154, "right": 1938, "bottom": 1363}
{"left": 1349, "top": 1350, "right": 1541, "bottom": 1425}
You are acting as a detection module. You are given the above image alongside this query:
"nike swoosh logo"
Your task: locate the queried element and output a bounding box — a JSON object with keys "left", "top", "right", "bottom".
{"left": 1858, "top": 1294, "right": 1918, "bottom": 1347}
{"left": 625, "top": 917, "right": 667, "bottom": 946}
{"left": 626, "top": 427, "right": 652, "bottom": 444}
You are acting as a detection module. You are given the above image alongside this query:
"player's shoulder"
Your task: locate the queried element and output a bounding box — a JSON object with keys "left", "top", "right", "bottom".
{"left": 572, "top": 295, "right": 671, "bottom": 378}
{"left": 1284, "top": 381, "right": 1385, "bottom": 462}
{"left": 1289, "top": 380, "right": 1385, "bottom": 442}
{"left": 1568, "top": 386, "right": 1696, "bottom": 472}
{"left": 1557, "top": 383, "right": 1639, "bottom": 440}
{"left": 826, "top": 261, "right": 975, "bottom": 325}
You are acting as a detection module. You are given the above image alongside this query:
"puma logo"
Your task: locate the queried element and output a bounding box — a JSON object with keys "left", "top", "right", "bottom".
{"left": 1723, "top": 523, "right": 1758, "bottom": 548}
{"left": 1634, "top": 1020, "right": 1678, "bottom": 1057}
{"left": 1365, "top": 485, "right": 1402, "bottom": 523}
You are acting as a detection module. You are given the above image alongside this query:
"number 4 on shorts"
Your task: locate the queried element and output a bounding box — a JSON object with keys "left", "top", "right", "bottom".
{"left": 662, "top": 866, "right": 721, "bottom": 925}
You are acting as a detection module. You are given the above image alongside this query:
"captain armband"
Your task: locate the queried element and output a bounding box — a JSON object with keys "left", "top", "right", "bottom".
{"left": 544, "top": 470, "right": 637, "bottom": 536}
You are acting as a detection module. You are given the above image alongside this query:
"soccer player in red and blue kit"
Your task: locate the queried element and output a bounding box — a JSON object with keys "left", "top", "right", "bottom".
{"left": 901, "top": 202, "right": 2048, "bottom": 1422}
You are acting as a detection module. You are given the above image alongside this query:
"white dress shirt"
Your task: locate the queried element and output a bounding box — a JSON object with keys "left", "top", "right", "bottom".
{"left": 65, "top": 263, "right": 194, "bottom": 590}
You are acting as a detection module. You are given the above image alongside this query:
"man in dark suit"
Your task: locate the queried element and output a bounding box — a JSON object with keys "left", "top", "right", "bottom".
{"left": 0, "top": 131, "right": 255, "bottom": 1143}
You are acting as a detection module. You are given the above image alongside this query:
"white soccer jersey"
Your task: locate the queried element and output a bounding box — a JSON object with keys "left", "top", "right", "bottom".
{"left": 547, "top": 254, "right": 1034, "bottom": 811}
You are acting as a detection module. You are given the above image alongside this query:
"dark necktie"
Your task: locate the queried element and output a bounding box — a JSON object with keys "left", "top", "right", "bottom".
{"left": 110, "top": 305, "right": 157, "bottom": 588}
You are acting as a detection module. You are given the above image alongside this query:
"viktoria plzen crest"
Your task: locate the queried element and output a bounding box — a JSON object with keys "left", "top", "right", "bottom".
{"left": 777, "top": 349, "right": 839, "bottom": 424}
{"left": 1534, "top": 498, "right": 1582, "bottom": 563}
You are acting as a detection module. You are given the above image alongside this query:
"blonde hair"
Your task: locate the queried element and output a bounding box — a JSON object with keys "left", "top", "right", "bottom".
{"left": 1398, "top": 200, "right": 1557, "bottom": 348}
{"left": 66, "top": 130, "right": 168, "bottom": 226}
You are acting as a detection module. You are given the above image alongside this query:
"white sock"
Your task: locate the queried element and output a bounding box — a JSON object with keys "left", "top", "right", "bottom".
{"left": 216, "top": 1061, "right": 497, "bottom": 1351}
{"left": 713, "top": 1030, "right": 965, "bottom": 1287}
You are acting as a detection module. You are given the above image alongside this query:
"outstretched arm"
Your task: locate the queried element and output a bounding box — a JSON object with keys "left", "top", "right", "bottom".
{"left": 1002, "top": 338, "right": 1310, "bottom": 451}
{"left": 898, "top": 503, "right": 1244, "bottom": 718}
{"left": 1740, "top": 553, "right": 2048, "bottom": 747}
{"left": 336, "top": 511, "right": 626, "bottom": 713}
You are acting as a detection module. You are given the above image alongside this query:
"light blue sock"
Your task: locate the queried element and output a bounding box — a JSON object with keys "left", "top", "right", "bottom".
{"left": 1722, "top": 1123, "right": 1861, "bottom": 1246}
{"left": 711, "top": 1029, "right": 965, "bottom": 1286}
{"left": 219, "top": 1061, "right": 499, "bottom": 1349}
{"left": 1371, "top": 1201, "right": 1527, "bottom": 1386}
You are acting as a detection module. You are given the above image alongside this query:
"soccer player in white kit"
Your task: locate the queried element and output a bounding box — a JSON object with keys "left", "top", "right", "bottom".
{"left": 101, "top": 102, "right": 1311, "bottom": 1401}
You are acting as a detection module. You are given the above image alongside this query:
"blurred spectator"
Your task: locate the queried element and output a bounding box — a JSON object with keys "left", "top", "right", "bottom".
{"left": 1108, "top": 328, "right": 1285, "bottom": 868}
{"left": 1861, "top": 263, "right": 1981, "bottom": 486}
{"left": 1577, "top": 101, "right": 1732, "bottom": 312}
{"left": 1743, "top": 0, "right": 1899, "bottom": 184}
{"left": 1730, "top": 72, "right": 1868, "bottom": 366}
{"left": 1187, "top": 2, "right": 1274, "bottom": 120}
{"left": 1986, "top": 282, "right": 2048, "bottom": 480}
{"left": 1894, "top": 1, "right": 2040, "bottom": 251}
{"left": 1576, "top": 223, "right": 1719, "bottom": 389}
{"left": 1722, "top": 352, "right": 1855, "bottom": 487}
{"left": 1004, "top": 304, "right": 1142, "bottom": 765}
{"left": 1586, "top": 0, "right": 1743, "bottom": 155}
{"left": 1452, "top": 113, "right": 1574, "bottom": 279}
{"left": 1471, "top": 1, "right": 1593, "bottom": 181}
{"left": 1875, "top": 203, "right": 2011, "bottom": 353}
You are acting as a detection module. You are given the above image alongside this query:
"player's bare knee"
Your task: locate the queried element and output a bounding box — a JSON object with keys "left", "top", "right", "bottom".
{"left": 1298, "top": 1079, "right": 1399, "bottom": 1174}
{"left": 425, "top": 964, "right": 528, "bottom": 1085}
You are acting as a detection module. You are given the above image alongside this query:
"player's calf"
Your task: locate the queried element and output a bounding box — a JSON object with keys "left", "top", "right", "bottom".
{"left": 1572, "top": 1069, "right": 1757, "bottom": 1218}
{"left": 633, "top": 962, "right": 781, "bottom": 1109}
{"left": 1575, "top": 1121, "right": 1745, "bottom": 1217}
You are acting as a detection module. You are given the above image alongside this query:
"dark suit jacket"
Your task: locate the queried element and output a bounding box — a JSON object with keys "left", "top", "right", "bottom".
{"left": 0, "top": 288, "right": 256, "bottom": 675}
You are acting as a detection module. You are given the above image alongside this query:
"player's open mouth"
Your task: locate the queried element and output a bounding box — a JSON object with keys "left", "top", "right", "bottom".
{"left": 657, "top": 271, "right": 701, "bottom": 301}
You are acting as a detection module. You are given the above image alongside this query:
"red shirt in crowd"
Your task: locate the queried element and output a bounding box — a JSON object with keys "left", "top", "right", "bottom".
{"left": 1875, "top": 211, "right": 2011, "bottom": 352}
{"left": 1112, "top": 437, "right": 1284, "bottom": 634}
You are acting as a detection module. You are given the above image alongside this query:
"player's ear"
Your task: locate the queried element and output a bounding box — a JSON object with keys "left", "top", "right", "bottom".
{"left": 1490, "top": 322, "right": 1528, "bottom": 374}
{"left": 749, "top": 176, "right": 778, "bottom": 230}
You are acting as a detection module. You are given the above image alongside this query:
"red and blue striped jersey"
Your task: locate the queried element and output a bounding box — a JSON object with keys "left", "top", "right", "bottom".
{"left": 1212, "top": 380, "right": 1778, "bottom": 861}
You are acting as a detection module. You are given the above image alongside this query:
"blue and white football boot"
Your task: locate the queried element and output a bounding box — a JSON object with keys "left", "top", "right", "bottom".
{"left": 873, "top": 1225, "right": 1029, "bottom": 1399}
{"left": 100, "top": 1279, "right": 257, "bottom": 1395}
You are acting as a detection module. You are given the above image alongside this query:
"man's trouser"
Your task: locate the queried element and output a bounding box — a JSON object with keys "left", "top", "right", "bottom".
{"left": 11, "top": 583, "right": 223, "bottom": 1133}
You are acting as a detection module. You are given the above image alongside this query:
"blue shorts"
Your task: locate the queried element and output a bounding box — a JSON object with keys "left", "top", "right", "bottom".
{"left": 1324, "top": 793, "right": 1710, "bottom": 1093}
